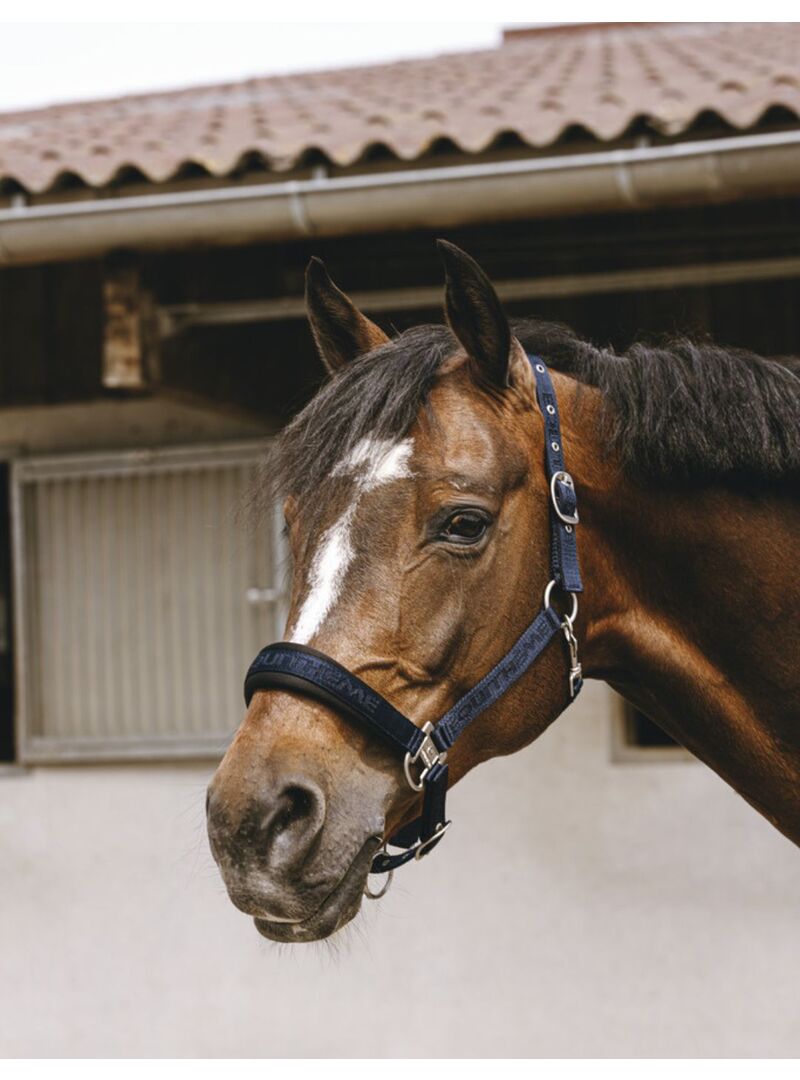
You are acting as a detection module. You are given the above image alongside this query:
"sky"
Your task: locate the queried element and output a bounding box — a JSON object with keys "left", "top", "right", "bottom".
{"left": 5, "top": 3, "right": 784, "bottom": 113}
{"left": 0, "top": 22, "right": 505, "bottom": 113}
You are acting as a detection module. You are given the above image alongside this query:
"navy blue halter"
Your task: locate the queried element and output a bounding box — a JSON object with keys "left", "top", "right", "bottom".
{"left": 244, "top": 356, "right": 583, "bottom": 878}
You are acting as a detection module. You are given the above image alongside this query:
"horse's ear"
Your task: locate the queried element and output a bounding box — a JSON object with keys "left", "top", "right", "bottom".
{"left": 437, "top": 239, "right": 511, "bottom": 389}
{"left": 305, "top": 257, "right": 389, "bottom": 374}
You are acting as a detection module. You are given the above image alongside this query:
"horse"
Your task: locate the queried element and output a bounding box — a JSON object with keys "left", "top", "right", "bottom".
{"left": 206, "top": 240, "right": 800, "bottom": 943}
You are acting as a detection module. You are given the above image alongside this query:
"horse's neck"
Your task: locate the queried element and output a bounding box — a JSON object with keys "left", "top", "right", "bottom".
{"left": 578, "top": 460, "right": 800, "bottom": 845}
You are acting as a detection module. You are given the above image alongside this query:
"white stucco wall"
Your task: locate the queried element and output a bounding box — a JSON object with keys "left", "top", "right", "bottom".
{"left": 1, "top": 679, "right": 798, "bottom": 1058}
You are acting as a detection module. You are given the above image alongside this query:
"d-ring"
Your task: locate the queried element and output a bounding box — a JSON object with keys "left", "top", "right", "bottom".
{"left": 414, "top": 820, "right": 452, "bottom": 860}
{"left": 364, "top": 868, "right": 393, "bottom": 900}
{"left": 543, "top": 579, "right": 578, "bottom": 624}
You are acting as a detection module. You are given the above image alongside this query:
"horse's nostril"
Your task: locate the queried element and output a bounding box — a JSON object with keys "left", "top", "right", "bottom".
{"left": 207, "top": 774, "right": 326, "bottom": 880}
{"left": 256, "top": 780, "right": 326, "bottom": 877}
{"left": 275, "top": 785, "right": 313, "bottom": 829}
{"left": 267, "top": 782, "right": 321, "bottom": 839}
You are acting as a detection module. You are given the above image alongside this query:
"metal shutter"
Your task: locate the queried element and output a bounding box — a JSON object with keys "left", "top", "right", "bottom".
{"left": 12, "top": 441, "right": 285, "bottom": 762}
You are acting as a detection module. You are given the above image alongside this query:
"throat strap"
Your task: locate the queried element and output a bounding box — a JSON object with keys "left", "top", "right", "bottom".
{"left": 434, "top": 605, "right": 562, "bottom": 750}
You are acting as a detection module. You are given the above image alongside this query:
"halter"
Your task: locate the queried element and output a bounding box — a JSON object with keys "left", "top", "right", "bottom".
{"left": 243, "top": 356, "right": 583, "bottom": 892}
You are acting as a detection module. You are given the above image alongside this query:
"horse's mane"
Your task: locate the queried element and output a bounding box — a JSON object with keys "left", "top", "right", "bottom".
{"left": 514, "top": 318, "right": 800, "bottom": 487}
{"left": 267, "top": 319, "right": 800, "bottom": 510}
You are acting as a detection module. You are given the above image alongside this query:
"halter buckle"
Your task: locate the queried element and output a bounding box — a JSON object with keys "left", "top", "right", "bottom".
{"left": 403, "top": 721, "right": 446, "bottom": 792}
{"left": 550, "top": 471, "right": 579, "bottom": 525}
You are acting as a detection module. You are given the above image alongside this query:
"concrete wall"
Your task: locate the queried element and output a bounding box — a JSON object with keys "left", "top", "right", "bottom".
{"left": 0, "top": 397, "right": 272, "bottom": 457}
{"left": 1, "top": 679, "right": 798, "bottom": 1058}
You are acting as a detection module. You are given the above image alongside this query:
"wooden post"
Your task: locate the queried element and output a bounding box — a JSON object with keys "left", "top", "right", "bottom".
{"left": 102, "top": 259, "right": 158, "bottom": 390}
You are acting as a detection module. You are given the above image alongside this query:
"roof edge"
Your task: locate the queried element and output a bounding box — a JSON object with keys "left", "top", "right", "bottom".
{"left": 2, "top": 129, "right": 800, "bottom": 266}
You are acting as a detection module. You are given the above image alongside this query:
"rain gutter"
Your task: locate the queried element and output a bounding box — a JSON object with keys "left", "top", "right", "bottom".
{"left": 1, "top": 129, "right": 800, "bottom": 265}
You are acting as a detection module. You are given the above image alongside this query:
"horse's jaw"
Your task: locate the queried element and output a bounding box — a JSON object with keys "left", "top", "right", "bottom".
{"left": 251, "top": 837, "right": 380, "bottom": 943}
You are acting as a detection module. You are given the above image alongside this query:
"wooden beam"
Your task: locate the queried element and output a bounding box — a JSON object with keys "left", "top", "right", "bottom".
{"left": 159, "top": 254, "right": 800, "bottom": 335}
{"left": 102, "top": 261, "right": 158, "bottom": 389}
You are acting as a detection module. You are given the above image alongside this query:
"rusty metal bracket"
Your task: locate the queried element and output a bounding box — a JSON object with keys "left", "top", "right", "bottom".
{"left": 102, "top": 259, "right": 159, "bottom": 390}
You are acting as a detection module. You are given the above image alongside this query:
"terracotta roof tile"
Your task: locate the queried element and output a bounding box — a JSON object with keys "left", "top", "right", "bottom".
{"left": 2, "top": 22, "right": 800, "bottom": 194}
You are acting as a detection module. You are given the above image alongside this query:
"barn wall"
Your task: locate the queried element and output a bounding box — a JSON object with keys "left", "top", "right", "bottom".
{"left": 0, "top": 260, "right": 103, "bottom": 405}
{"left": 3, "top": 197, "right": 799, "bottom": 417}
{"left": 1, "top": 681, "right": 799, "bottom": 1057}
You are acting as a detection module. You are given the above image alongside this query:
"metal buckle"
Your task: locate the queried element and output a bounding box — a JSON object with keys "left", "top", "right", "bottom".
{"left": 403, "top": 721, "right": 446, "bottom": 792}
{"left": 414, "top": 820, "right": 452, "bottom": 861}
{"left": 550, "top": 471, "right": 579, "bottom": 525}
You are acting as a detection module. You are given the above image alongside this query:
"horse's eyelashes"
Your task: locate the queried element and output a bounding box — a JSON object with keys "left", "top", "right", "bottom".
{"left": 438, "top": 507, "right": 492, "bottom": 545}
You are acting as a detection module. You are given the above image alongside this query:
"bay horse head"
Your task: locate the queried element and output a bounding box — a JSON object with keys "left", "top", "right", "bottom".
{"left": 207, "top": 242, "right": 593, "bottom": 941}
{"left": 207, "top": 241, "right": 800, "bottom": 942}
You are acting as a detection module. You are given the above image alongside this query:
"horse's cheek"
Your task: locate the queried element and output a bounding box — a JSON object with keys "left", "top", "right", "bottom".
{"left": 396, "top": 563, "right": 466, "bottom": 676}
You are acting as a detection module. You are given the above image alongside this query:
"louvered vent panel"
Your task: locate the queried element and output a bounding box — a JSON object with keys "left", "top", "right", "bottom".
{"left": 13, "top": 443, "right": 284, "bottom": 761}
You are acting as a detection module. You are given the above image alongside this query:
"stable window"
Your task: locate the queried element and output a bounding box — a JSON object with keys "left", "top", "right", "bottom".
{"left": 611, "top": 696, "right": 690, "bottom": 762}
{"left": 624, "top": 708, "right": 678, "bottom": 749}
{"left": 0, "top": 463, "right": 14, "bottom": 763}
{"left": 12, "top": 441, "right": 285, "bottom": 763}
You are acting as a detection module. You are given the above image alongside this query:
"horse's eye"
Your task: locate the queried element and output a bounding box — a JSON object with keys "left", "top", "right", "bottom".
{"left": 440, "top": 510, "right": 489, "bottom": 544}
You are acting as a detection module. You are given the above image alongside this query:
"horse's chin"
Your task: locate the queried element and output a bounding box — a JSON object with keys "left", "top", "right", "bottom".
{"left": 253, "top": 837, "right": 379, "bottom": 943}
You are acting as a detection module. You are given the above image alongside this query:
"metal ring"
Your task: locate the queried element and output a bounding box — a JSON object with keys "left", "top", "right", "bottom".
{"left": 364, "top": 869, "right": 394, "bottom": 900}
{"left": 549, "top": 471, "right": 579, "bottom": 525}
{"left": 543, "top": 579, "right": 578, "bottom": 624}
{"left": 414, "top": 821, "right": 452, "bottom": 861}
{"left": 403, "top": 751, "right": 427, "bottom": 792}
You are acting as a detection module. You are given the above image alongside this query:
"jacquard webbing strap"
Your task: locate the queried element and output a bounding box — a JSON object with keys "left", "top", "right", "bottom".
{"left": 432, "top": 605, "right": 563, "bottom": 750}
{"left": 244, "top": 642, "right": 426, "bottom": 758}
{"left": 529, "top": 357, "right": 583, "bottom": 595}
{"left": 371, "top": 762, "right": 449, "bottom": 873}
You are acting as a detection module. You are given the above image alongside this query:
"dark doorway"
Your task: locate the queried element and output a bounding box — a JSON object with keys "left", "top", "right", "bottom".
{"left": 625, "top": 706, "right": 679, "bottom": 749}
{"left": 0, "top": 463, "right": 15, "bottom": 762}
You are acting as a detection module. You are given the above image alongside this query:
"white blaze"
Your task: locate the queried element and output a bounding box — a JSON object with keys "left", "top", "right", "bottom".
{"left": 288, "top": 437, "right": 413, "bottom": 644}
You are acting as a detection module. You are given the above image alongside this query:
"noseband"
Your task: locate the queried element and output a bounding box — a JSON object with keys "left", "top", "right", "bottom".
{"left": 243, "top": 356, "right": 583, "bottom": 892}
